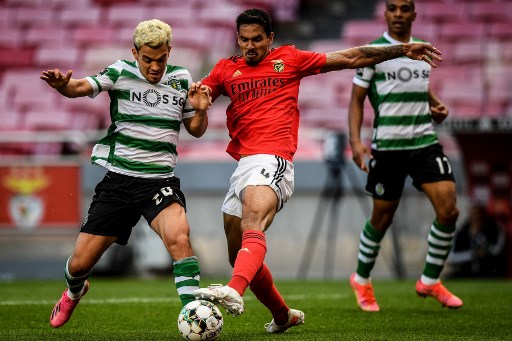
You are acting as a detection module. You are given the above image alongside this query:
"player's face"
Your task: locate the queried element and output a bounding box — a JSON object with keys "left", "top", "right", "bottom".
{"left": 237, "top": 24, "right": 274, "bottom": 65}
{"left": 132, "top": 44, "right": 171, "bottom": 84}
{"left": 385, "top": 0, "right": 416, "bottom": 39}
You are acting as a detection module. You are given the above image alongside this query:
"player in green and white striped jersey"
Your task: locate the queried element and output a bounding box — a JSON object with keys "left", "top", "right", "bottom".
{"left": 41, "top": 19, "right": 211, "bottom": 328}
{"left": 347, "top": 0, "right": 463, "bottom": 312}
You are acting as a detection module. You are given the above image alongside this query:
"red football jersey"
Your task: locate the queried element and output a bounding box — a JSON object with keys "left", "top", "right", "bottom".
{"left": 202, "top": 45, "right": 326, "bottom": 162}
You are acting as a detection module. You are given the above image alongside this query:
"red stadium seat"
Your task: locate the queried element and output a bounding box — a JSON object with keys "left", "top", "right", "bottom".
{"left": 0, "top": 48, "right": 34, "bottom": 69}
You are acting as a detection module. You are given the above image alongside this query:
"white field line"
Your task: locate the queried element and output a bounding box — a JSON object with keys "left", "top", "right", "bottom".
{"left": 0, "top": 293, "right": 349, "bottom": 306}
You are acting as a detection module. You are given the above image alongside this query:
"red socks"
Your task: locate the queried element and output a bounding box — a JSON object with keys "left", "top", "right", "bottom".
{"left": 250, "top": 263, "right": 289, "bottom": 326}
{"left": 227, "top": 230, "right": 289, "bottom": 325}
{"left": 228, "top": 230, "right": 267, "bottom": 296}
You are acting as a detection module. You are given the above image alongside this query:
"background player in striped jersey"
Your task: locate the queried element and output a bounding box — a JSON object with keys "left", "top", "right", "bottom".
{"left": 192, "top": 8, "right": 443, "bottom": 333}
{"left": 40, "top": 19, "right": 211, "bottom": 328}
{"left": 348, "top": 0, "right": 463, "bottom": 312}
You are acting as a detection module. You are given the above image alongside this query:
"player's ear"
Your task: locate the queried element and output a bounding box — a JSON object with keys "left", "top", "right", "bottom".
{"left": 131, "top": 47, "right": 138, "bottom": 60}
{"left": 268, "top": 32, "right": 274, "bottom": 46}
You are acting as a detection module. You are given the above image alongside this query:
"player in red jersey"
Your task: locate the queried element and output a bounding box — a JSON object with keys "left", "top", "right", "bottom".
{"left": 193, "top": 8, "right": 442, "bottom": 333}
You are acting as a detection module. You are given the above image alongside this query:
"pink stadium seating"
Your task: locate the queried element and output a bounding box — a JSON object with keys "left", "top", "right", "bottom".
{"left": 469, "top": 2, "right": 512, "bottom": 23}
{"left": 24, "top": 27, "right": 69, "bottom": 47}
{"left": 272, "top": 0, "right": 300, "bottom": 22}
{"left": 421, "top": 2, "right": 468, "bottom": 23}
{"left": 440, "top": 80, "right": 486, "bottom": 119}
{"left": 170, "top": 26, "right": 211, "bottom": 51}
{"left": 145, "top": 6, "right": 195, "bottom": 28}
{"left": 437, "top": 22, "right": 485, "bottom": 43}
{"left": 58, "top": 8, "right": 102, "bottom": 28}
{"left": 177, "top": 140, "right": 232, "bottom": 161}
{"left": 0, "top": 48, "right": 34, "bottom": 68}
{"left": 73, "top": 27, "right": 116, "bottom": 47}
{"left": 412, "top": 21, "right": 438, "bottom": 43}
{"left": 205, "top": 103, "right": 228, "bottom": 130}
{"left": 489, "top": 23, "right": 512, "bottom": 40}
{"left": 14, "top": 8, "right": 55, "bottom": 28}
{"left": 308, "top": 40, "right": 352, "bottom": 54}
{"left": 373, "top": 1, "right": 386, "bottom": 19}
{"left": 24, "top": 109, "right": 71, "bottom": 131}
{"left": 486, "top": 67, "right": 512, "bottom": 111}
{"left": 104, "top": 5, "right": 149, "bottom": 28}
{"left": 34, "top": 47, "right": 81, "bottom": 69}
{"left": 81, "top": 46, "right": 133, "bottom": 74}
{"left": 5, "top": 0, "right": 46, "bottom": 7}
{"left": 0, "top": 0, "right": 511, "bottom": 142}
{"left": 49, "top": 0, "right": 92, "bottom": 9}
{"left": 198, "top": 3, "right": 245, "bottom": 28}
{"left": 0, "top": 28, "right": 24, "bottom": 47}
{"left": 342, "top": 20, "right": 386, "bottom": 45}
{"left": 452, "top": 41, "right": 486, "bottom": 64}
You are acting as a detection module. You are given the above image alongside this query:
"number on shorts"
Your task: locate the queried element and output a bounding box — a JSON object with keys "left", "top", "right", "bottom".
{"left": 152, "top": 186, "right": 174, "bottom": 205}
{"left": 435, "top": 156, "right": 452, "bottom": 175}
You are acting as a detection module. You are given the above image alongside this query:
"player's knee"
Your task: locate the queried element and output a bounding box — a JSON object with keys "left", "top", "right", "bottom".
{"left": 68, "top": 257, "right": 93, "bottom": 277}
{"left": 438, "top": 206, "right": 459, "bottom": 226}
{"left": 170, "top": 231, "right": 191, "bottom": 248}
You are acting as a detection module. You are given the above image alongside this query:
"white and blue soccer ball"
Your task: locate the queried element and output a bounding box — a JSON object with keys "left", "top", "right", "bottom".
{"left": 177, "top": 300, "right": 223, "bottom": 340}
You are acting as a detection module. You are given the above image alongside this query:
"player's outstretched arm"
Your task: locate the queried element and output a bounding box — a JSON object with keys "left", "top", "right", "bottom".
{"left": 40, "top": 69, "right": 93, "bottom": 98}
{"left": 321, "top": 43, "right": 442, "bottom": 73}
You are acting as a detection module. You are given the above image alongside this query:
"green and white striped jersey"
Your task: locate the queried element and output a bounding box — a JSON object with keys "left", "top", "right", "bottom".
{"left": 353, "top": 31, "right": 438, "bottom": 151}
{"left": 85, "top": 60, "right": 196, "bottom": 178}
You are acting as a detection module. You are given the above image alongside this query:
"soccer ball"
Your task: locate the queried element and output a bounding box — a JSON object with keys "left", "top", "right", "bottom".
{"left": 177, "top": 300, "right": 223, "bottom": 340}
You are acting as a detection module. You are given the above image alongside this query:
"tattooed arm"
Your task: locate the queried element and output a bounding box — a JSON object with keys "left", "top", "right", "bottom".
{"left": 320, "top": 43, "right": 442, "bottom": 73}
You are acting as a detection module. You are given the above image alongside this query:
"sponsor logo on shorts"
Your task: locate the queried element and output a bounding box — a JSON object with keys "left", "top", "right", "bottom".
{"left": 375, "top": 183, "right": 385, "bottom": 196}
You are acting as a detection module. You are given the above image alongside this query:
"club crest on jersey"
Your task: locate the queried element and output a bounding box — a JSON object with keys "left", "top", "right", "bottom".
{"left": 272, "top": 60, "right": 284, "bottom": 72}
{"left": 166, "top": 77, "right": 182, "bottom": 90}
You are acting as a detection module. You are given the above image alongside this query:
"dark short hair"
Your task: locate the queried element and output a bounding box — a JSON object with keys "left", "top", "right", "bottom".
{"left": 236, "top": 8, "right": 272, "bottom": 36}
{"left": 386, "top": 0, "right": 415, "bottom": 11}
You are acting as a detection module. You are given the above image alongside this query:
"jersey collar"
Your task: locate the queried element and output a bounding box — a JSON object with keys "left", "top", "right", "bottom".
{"left": 384, "top": 31, "right": 413, "bottom": 45}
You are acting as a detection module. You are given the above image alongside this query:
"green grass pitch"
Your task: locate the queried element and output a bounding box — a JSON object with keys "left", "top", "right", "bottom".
{"left": 0, "top": 278, "right": 510, "bottom": 340}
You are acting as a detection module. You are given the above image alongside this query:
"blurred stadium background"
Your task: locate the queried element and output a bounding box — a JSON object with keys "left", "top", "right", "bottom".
{"left": 0, "top": 0, "right": 511, "bottom": 281}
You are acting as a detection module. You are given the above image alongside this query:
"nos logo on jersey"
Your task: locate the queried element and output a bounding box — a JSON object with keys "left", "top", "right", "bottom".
{"left": 166, "top": 77, "right": 182, "bottom": 90}
{"left": 272, "top": 60, "right": 284, "bottom": 72}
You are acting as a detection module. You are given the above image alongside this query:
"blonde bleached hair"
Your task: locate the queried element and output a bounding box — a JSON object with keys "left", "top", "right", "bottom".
{"left": 133, "top": 19, "right": 172, "bottom": 50}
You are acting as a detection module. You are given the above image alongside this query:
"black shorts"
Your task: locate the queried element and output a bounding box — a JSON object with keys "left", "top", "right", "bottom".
{"left": 365, "top": 143, "right": 455, "bottom": 201}
{"left": 81, "top": 171, "right": 186, "bottom": 245}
